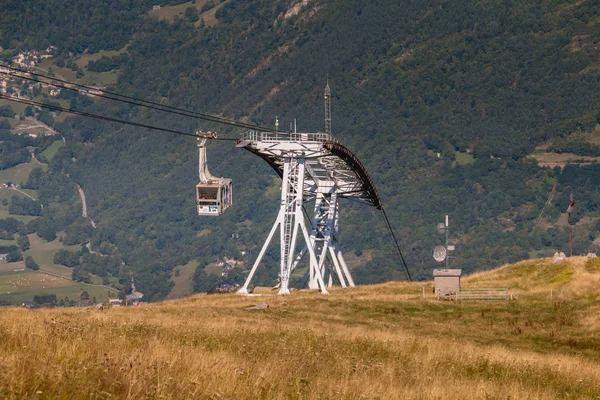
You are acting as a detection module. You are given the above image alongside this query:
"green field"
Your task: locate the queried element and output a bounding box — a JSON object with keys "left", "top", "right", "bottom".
{"left": 0, "top": 182, "right": 41, "bottom": 223}
{"left": 0, "top": 209, "right": 37, "bottom": 223}
{"left": 0, "top": 162, "right": 40, "bottom": 186}
{"left": 198, "top": 0, "right": 229, "bottom": 27}
{"left": 589, "top": 124, "right": 600, "bottom": 145}
{"left": 35, "top": 59, "right": 77, "bottom": 81}
{"left": 25, "top": 234, "right": 81, "bottom": 271}
{"left": 0, "top": 230, "right": 121, "bottom": 304}
{"left": 36, "top": 59, "right": 118, "bottom": 88}
{"left": 148, "top": 1, "right": 209, "bottom": 22}
{"left": 24, "top": 234, "right": 107, "bottom": 286}
{"left": 0, "top": 266, "right": 115, "bottom": 304}
{"left": 80, "top": 70, "right": 120, "bottom": 86}
{"left": 204, "top": 261, "right": 222, "bottom": 276}
{"left": 147, "top": 0, "right": 227, "bottom": 27}
{"left": 0, "top": 99, "right": 26, "bottom": 117}
{"left": 75, "top": 45, "right": 129, "bottom": 70}
{"left": 455, "top": 151, "right": 475, "bottom": 165}
{"left": 168, "top": 260, "right": 199, "bottom": 299}
{"left": 39, "top": 139, "right": 64, "bottom": 161}
{"left": 0, "top": 187, "right": 39, "bottom": 201}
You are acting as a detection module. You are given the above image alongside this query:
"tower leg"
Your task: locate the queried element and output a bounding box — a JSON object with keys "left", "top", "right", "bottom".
{"left": 279, "top": 158, "right": 305, "bottom": 295}
{"left": 328, "top": 246, "right": 347, "bottom": 287}
{"left": 335, "top": 245, "right": 355, "bottom": 287}
{"left": 238, "top": 215, "right": 280, "bottom": 294}
{"left": 299, "top": 216, "right": 328, "bottom": 294}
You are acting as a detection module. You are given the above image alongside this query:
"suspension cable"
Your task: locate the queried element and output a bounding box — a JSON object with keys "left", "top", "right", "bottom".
{"left": 0, "top": 94, "right": 237, "bottom": 141}
{"left": 380, "top": 207, "right": 412, "bottom": 281}
{"left": 0, "top": 63, "right": 279, "bottom": 133}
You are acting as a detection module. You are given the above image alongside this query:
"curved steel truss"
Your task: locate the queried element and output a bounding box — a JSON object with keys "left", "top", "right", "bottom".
{"left": 238, "top": 132, "right": 381, "bottom": 208}
{"left": 237, "top": 131, "right": 381, "bottom": 295}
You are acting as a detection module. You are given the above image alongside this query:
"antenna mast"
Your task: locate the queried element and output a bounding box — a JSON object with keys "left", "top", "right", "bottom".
{"left": 324, "top": 80, "right": 332, "bottom": 135}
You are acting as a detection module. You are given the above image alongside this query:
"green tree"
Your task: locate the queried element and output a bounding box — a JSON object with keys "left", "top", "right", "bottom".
{"left": 185, "top": 6, "right": 199, "bottom": 22}
{"left": 6, "top": 250, "right": 22, "bottom": 263}
{"left": 33, "top": 294, "right": 56, "bottom": 305}
{"left": 25, "top": 256, "right": 39, "bottom": 270}
{"left": 17, "top": 234, "right": 30, "bottom": 251}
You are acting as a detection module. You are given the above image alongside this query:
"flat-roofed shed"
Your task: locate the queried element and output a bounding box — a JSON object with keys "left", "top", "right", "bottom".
{"left": 433, "top": 269, "right": 462, "bottom": 296}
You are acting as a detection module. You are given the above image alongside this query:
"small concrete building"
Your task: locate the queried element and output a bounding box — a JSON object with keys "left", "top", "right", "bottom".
{"left": 433, "top": 269, "right": 462, "bottom": 296}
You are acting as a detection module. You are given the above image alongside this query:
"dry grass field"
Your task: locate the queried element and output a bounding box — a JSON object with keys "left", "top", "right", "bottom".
{"left": 1, "top": 257, "right": 600, "bottom": 399}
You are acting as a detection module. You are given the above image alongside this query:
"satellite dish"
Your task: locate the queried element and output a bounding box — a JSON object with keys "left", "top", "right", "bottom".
{"left": 433, "top": 245, "right": 447, "bottom": 262}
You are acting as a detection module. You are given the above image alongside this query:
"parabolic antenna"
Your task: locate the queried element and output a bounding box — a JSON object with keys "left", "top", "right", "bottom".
{"left": 433, "top": 245, "right": 447, "bottom": 262}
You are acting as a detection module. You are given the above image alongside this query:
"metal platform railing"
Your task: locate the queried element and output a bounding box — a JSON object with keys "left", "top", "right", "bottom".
{"left": 242, "top": 130, "right": 331, "bottom": 143}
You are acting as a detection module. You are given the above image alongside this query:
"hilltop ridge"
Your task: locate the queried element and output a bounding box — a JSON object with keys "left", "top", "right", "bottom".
{"left": 463, "top": 256, "right": 600, "bottom": 296}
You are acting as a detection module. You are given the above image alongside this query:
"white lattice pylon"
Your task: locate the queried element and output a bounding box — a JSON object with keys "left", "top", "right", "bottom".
{"left": 291, "top": 190, "right": 355, "bottom": 290}
{"left": 238, "top": 157, "right": 328, "bottom": 295}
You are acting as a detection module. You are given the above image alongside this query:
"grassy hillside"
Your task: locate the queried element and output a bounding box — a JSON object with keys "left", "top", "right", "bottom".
{"left": 1, "top": 257, "right": 599, "bottom": 398}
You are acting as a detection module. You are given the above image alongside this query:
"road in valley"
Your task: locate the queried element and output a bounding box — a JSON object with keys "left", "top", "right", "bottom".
{"left": 76, "top": 184, "right": 96, "bottom": 228}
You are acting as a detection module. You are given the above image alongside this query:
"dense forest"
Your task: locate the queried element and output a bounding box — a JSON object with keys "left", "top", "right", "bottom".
{"left": 1, "top": 0, "right": 600, "bottom": 300}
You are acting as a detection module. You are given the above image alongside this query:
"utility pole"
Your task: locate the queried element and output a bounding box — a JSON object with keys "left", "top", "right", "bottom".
{"left": 445, "top": 215, "right": 449, "bottom": 268}
{"left": 566, "top": 200, "right": 575, "bottom": 257}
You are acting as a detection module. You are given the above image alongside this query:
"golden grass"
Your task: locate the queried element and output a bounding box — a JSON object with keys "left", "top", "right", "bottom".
{"left": 465, "top": 257, "right": 600, "bottom": 297}
{"left": 0, "top": 287, "right": 599, "bottom": 397}
{"left": 1, "top": 258, "right": 600, "bottom": 398}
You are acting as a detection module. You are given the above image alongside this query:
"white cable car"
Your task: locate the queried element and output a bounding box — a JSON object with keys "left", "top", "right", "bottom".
{"left": 196, "top": 131, "right": 232, "bottom": 216}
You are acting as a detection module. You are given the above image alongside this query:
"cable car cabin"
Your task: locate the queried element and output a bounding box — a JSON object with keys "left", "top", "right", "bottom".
{"left": 196, "top": 178, "right": 232, "bottom": 216}
{"left": 195, "top": 131, "right": 232, "bottom": 216}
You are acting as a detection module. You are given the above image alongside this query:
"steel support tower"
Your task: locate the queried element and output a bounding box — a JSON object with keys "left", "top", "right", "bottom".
{"left": 237, "top": 131, "right": 381, "bottom": 295}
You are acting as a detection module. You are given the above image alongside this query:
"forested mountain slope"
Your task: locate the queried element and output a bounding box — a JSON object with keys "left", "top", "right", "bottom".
{"left": 2, "top": 0, "right": 600, "bottom": 300}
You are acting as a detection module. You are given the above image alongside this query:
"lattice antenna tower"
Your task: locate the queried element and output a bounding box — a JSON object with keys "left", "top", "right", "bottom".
{"left": 324, "top": 78, "right": 332, "bottom": 135}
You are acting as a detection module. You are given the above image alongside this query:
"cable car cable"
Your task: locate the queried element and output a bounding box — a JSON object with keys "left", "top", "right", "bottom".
{"left": 380, "top": 207, "right": 412, "bottom": 281}
{"left": 0, "top": 64, "right": 280, "bottom": 133}
{"left": 3, "top": 68, "right": 412, "bottom": 280}
{"left": 0, "top": 94, "right": 237, "bottom": 141}
{"left": 0, "top": 64, "right": 276, "bottom": 132}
